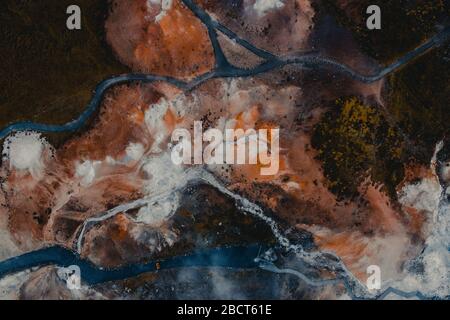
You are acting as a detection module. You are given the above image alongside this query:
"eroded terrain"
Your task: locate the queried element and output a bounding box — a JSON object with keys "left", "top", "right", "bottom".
{"left": 0, "top": 0, "right": 449, "bottom": 300}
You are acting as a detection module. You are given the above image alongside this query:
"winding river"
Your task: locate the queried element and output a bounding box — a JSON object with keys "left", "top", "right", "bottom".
{"left": 0, "top": 0, "right": 449, "bottom": 300}
{"left": 0, "top": 245, "right": 265, "bottom": 286}
{"left": 0, "top": 0, "right": 448, "bottom": 140}
{"left": 0, "top": 243, "right": 440, "bottom": 300}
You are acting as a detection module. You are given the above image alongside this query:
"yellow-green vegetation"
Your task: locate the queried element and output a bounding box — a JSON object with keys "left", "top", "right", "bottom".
{"left": 319, "top": 0, "right": 449, "bottom": 63}
{"left": 312, "top": 97, "right": 405, "bottom": 199}
{"left": 0, "top": 0, "right": 128, "bottom": 146}
{"left": 312, "top": 45, "right": 449, "bottom": 201}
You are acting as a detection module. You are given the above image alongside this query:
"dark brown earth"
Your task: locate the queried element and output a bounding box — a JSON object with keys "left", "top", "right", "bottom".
{"left": 0, "top": 0, "right": 128, "bottom": 146}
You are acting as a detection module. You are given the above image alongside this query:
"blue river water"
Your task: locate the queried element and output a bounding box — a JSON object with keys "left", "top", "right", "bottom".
{"left": 0, "top": 244, "right": 443, "bottom": 300}
{"left": 0, "top": 0, "right": 448, "bottom": 300}
{"left": 0, "top": 245, "right": 265, "bottom": 285}
{"left": 0, "top": 0, "right": 448, "bottom": 140}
